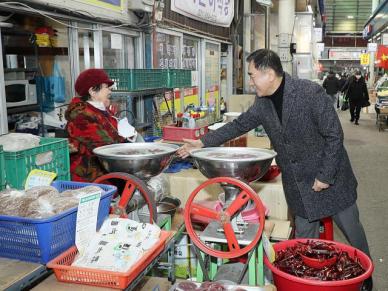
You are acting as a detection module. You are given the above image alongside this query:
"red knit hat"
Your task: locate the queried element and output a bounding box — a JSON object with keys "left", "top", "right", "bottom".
{"left": 75, "top": 68, "right": 114, "bottom": 96}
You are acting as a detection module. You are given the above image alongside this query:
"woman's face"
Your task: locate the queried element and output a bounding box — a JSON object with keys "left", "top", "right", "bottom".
{"left": 90, "top": 83, "right": 112, "bottom": 106}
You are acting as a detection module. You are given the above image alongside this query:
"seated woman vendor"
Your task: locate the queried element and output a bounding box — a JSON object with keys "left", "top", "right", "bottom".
{"left": 65, "top": 68, "right": 139, "bottom": 182}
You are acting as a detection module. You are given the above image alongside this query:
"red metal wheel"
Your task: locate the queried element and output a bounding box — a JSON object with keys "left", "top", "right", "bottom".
{"left": 94, "top": 172, "right": 156, "bottom": 223}
{"left": 184, "top": 177, "right": 266, "bottom": 259}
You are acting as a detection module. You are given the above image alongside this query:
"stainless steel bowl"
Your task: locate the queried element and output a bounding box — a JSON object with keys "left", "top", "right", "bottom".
{"left": 190, "top": 147, "right": 277, "bottom": 182}
{"left": 156, "top": 196, "right": 181, "bottom": 217}
{"left": 93, "top": 143, "right": 179, "bottom": 180}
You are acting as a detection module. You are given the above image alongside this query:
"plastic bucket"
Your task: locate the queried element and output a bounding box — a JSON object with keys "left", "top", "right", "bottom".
{"left": 264, "top": 239, "right": 373, "bottom": 291}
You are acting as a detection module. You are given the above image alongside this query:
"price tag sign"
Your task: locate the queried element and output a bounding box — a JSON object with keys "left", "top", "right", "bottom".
{"left": 24, "top": 169, "right": 57, "bottom": 190}
{"left": 262, "top": 232, "right": 276, "bottom": 263}
{"left": 75, "top": 190, "right": 101, "bottom": 254}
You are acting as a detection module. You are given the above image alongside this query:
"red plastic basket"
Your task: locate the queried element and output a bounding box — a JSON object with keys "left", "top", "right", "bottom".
{"left": 162, "top": 124, "right": 208, "bottom": 141}
{"left": 47, "top": 231, "right": 172, "bottom": 289}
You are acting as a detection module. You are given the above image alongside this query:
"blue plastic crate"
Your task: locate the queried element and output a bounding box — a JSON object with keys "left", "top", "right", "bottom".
{"left": 0, "top": 181, "right": 116, "bottom": 264}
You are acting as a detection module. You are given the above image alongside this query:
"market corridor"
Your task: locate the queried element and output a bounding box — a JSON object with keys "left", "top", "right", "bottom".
{"left": 335, "top": 110, "right": 388, "bottom": 290}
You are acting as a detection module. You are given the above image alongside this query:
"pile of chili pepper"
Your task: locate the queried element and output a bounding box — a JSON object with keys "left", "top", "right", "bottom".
{"left": 273, "top": 240, "right": 365, "bottom": 281}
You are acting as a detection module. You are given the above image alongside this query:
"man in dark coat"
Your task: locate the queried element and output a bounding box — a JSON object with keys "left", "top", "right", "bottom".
{"left": 342, "top": 70, "right": 369, "bottom": 125}
{"left": 322, "top": 71, "right": 340, "bottom": 108}
{"left": 178, "top": 49, "right": 372, "bottom": 291}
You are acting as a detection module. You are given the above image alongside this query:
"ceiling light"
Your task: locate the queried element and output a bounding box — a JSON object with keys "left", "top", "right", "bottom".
{"left": 347, "top": 15, "right": 354, "bottom": 19}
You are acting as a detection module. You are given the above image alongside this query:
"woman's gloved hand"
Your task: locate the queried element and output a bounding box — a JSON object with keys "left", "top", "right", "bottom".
{"left": 118, "top": 117, "right": 137, "bottom": 140}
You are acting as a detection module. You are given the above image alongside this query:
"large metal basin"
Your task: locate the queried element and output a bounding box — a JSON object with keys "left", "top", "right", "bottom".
{"left": 93, "top": 143, "right": 179, "bottom": 180}
{"left": 190, "top": 147, "right": 277, "bottom": 182}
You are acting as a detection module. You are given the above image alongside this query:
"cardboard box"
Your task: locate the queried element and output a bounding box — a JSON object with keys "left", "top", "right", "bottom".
{"left": 167, "top": 170, "right": 288, "bottom": 221}
{"left": 247, "top": 135, "right": 271, "bottom": 149}
{"left": 228, "top": 94, "right": 256, "bottom": 112}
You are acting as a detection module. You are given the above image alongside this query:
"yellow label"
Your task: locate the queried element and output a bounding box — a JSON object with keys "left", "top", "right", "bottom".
{"left": 360, "top": 53, "right": 370, "bottom": 65}
{"left": 25, "top": 169, "right": 57, "bottom": 190}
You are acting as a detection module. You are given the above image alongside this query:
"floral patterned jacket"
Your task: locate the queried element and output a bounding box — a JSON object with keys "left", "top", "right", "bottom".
{"left": 65, "top": 97, "right": 125, "bottom": 182}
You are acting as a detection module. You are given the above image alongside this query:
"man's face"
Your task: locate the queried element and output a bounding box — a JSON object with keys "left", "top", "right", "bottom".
{"left": 248, "top": 61, "right": 272, "bottom": 97}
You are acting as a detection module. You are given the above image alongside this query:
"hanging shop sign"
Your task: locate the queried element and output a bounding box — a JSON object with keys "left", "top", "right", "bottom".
{"left": 382, "top": 34, "right": 388, "bottom": 46}
{"left": 367, "top": 43, "right": 377, "bottom": 52}
{"left": 80, "top": 0, "right": 124, "bottom": 11}
{"left": 171, "top": 0, "right": 234, "bottom": 27}
{"left": 328, "top": 49, "right": 362, "bottom": 60}
{"left": 362, "top": 24, "right": 373, "bottom": 39}
{"left": 360, "top": 53, "right": 370, "bottom": 66}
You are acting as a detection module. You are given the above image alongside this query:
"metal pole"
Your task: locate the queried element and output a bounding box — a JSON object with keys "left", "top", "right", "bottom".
{"left": 0, "top": 28, "right": 9, "bottom": 135}
{"left": 278, "top": 0, "right": 295, "bottom": 74}
{"left": 243, "top": 0, "right": 251, "bottom": 93}
{"left": 265, "top": 6, "right": 270, "bottom": 49}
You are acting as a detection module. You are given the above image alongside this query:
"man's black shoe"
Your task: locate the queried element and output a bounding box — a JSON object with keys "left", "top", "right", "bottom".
{"left": 355, "top": 121, "right": 359, "bottom": 125}
{"left": 350, "top": 118, "right": 355, "bottom": 122}
{"left": 361, "top": 277, "right": 373, "bottom": 291}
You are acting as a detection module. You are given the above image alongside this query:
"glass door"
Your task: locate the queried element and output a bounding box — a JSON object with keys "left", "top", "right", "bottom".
{"left": 202, "top": 41, "right": 221, "bottom": 120}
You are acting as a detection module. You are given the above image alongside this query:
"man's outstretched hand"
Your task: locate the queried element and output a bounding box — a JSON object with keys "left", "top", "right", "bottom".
{"left": 177, "top": 139, "right": 204, "bottom": 158}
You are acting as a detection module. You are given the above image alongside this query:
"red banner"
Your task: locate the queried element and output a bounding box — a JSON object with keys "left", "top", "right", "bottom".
{"left": 376, "top": 45, "right": 388, "bottom": 69}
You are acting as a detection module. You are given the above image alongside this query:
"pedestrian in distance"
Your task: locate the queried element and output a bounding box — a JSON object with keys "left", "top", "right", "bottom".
{"left": 322, "top": 71, "right": 340, "bottom": 109}
{"left": 342, "top": 70, "right": 369, "bottom": 125}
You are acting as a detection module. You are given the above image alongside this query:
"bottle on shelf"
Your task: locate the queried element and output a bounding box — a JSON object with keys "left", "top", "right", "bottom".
{"left": 182, "top": 112, "right": 190, "bottom": 128}
{"left": 176, "top": 112, "right": 183, "bottom": 127}
{"left": 188, "top": 113, "right": 196, "bottom": 129}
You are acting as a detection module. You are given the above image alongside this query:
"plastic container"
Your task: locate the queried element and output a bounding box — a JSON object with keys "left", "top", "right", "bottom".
{"left": 143, "top": 136, "right": 162, "bottom": 142}
{"left": 188, "top": 115, "right": 196, "bottom": 129}
{"left": 182, "top": 112, "right": 190, "bottom": 128}
{"left": 3, "top": 137, "right": 70, "bottom": 189}
{"left": 0, "top": 181, "right": 116, "bottom": 264}
{"left": 47, "top": 231, "right": 172, "bottom": 289}
{"left": 0, "top": 145, "right": 4, "bottom": 190}
{"left": 166, "top": 69, "right": 192, "bottom": 88}
{"left": 134, "top": 69, "right": 167, "bottom": 90}
{"left": 264, "top": 239, "right": 373, "bottom": 291}
{"left": 162, "top": 124, "right": 208, "bottom": 142}
{"left": 105, "top": 69, "right": 167, "bottom": 91}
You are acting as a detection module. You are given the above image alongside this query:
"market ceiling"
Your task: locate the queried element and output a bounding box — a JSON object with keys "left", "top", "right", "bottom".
{"left": 324, "top": 0, "right": 373, "bottom": 33}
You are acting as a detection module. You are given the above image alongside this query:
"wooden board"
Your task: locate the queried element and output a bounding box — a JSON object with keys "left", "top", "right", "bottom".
{"left": 0, "top": 257, "right": 43, "bottom": 290}
{"left": 267, "top": 219, "right": 292, "bottom": 241}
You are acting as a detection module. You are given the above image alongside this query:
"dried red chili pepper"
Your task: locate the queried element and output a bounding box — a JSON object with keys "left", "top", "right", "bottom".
{"left": 273, "top": 240, "right": 365, "bottom": 281}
